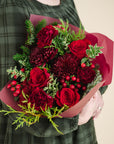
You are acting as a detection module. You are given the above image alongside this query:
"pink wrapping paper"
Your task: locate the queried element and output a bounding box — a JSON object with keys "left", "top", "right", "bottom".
{"left": 0, "top": 14, "right": 113, "bottom": 117}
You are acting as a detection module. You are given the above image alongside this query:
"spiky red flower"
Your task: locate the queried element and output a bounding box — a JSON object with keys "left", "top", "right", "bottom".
{"left": 77, "top": 67, "right": 96, "bottom": 84}
{"left": 51, "top": 53, "right": 80, "bottom": 78}
{"left": 30, "top": 47, "right": 58, "bottom": 66}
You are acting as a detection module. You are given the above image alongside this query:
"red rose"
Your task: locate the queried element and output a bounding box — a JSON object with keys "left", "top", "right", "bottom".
{"left": 68, "top": 39, "right": 91, "bottom": 59}
{"left": 30, "top": 67, "right": 50, "bottom": 88}
{"left": 77, "top": 67, "right": 96, "bottom": 84}
{"left": 37, "top": 25, "right": 58, "bottom": 48}
{"left": 55, "top": 88, "right": 80, "bottom": 107}
{"left": 28, "top": 88, "right": 53, "bottom": 111}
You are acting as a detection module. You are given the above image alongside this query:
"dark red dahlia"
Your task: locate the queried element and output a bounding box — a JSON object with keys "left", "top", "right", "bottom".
{"left": 51, "top": 53, "right": 80, "bottom": 78}
{"left": 77, "top": 67, "right": 96, "bottom": 84}
{"left": 37, "top": 25, "right": 58, "bottom": 48}
{"left": 30, "top": 47, "right": 58, "bottom": 66}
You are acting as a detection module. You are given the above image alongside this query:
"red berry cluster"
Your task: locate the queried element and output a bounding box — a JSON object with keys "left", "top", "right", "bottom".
{"left": 60, "top": 75, "right": 86, "bottom": 91}
{"left": 7, "top": 80, "right": 21, "bottom": 97}
{"left": 81, "top": 63, "right": 95, "bottom": 68}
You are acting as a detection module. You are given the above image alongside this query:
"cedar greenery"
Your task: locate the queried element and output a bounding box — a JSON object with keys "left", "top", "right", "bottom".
{"left": 0, "top": 102, "right": 68, "bottom": 135}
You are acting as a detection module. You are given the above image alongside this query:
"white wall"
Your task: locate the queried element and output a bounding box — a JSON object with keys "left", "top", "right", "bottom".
{"left": 74, "top": 0, "right": 114, "bottom": 144}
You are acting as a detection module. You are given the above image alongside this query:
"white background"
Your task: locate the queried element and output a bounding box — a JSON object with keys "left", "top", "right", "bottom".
{"left": 74, "top": 0, "right": 114, "bottom": 144}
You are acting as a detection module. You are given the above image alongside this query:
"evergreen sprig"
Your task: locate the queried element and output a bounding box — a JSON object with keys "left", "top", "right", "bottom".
{"left": 35, "top": 19, "right": 47, "bottom": 34}
{"left": 69, "top": 23, "right": 85, "bottom": 41}
{"left": 25, "top": 20, "right": 36, "bottom": 45}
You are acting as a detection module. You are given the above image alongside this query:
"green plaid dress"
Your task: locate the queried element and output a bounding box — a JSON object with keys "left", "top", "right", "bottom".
{"left": 0, "top": 0, "right": 108, "bottom": 144}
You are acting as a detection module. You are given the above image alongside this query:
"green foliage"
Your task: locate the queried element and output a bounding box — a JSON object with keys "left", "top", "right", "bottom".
{"left": 20, "top": 45, "right": 30, "bottom": 55}
{"left": 81, "top": 44, "right": 103, "bottom": 66}
{"left": 69, "top": 23, "right": 85, "bottom": 41}
{"left": 0, "top": 103, "right": 68, "bottom": 135}
{"left": 43, "top": 75, "right": 59, "bottom": 98}
{"left": 13, "top": 45, "right": 32, "bottom": 71}
{"left": 25, "top": 20, "right": 36, "bottom": 45}
{"left": 35, "top": 19, "right": 47, "bottom": 34}
{"left": 86, "top": 44, "right": 103, "bottom": 59}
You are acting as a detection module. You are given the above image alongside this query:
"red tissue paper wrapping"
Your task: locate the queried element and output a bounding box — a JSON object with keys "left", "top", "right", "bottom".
{"left": 0, "top": 15, "right": 113, "bottom": 118}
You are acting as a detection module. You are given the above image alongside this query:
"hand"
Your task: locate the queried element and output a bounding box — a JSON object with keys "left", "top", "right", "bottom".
{"left": 78, "top": 90, "right": 104, "bottom": 125}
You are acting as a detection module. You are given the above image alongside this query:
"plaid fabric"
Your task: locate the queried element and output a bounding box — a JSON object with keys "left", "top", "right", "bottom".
{"left": 0, "top": 0, "right": 107, "bottom": 143}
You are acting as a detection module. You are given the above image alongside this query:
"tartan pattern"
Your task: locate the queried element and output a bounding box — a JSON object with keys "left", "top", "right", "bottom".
{"left": 0, "top": 0, "right": 107, "bottom": 143}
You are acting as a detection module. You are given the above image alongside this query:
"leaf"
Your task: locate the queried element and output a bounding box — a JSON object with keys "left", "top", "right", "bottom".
{"left": 25, "top": 20, "right": 35, "bottom": 45}
{"left": 81, "top": 57, "right": 88, "bottom": 64}
{"left": 20, "top": 45, "right": 30, "bottom": 55}
{"left": 35, "top": 19, "right": 47, "bottom": 34}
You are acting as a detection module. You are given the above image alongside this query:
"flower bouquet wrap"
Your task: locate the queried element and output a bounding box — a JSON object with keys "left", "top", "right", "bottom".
{"left": 0, "top": 15, "right": 113, "bottom": 134}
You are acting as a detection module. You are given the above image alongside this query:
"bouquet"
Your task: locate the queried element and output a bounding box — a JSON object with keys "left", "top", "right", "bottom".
{"left": 0, "top": 15, "right": 113, "bottom": 134}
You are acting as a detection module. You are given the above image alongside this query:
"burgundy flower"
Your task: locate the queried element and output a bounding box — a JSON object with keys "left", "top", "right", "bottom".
{"left": 77, "top": 67, "right": 96, "bottom": 84}
{"left": 30, "top": 47, "right": 58, "bottom": 66}
{"left": 28, "top": 88, "right": 53, "bottom": 111}
{"left": 30, "top": 67, "right": 50, "bottom": 88}
{"left": 37, "top": 25, "right": 58, "bottom": 48}
{"left": 51, "top": 53, "right": 80, "bottom": 78}
{"left": 55, "top": 88, "right": 80, "bottom": 107}
{"left": 68, "top": 39, "right": 91, "bottom": 59}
